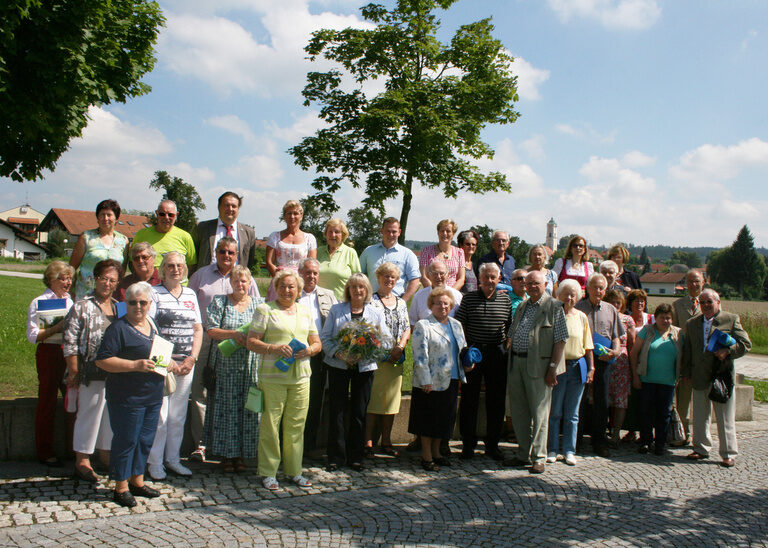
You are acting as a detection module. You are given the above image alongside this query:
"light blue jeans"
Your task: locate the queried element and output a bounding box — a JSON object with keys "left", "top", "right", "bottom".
{"left": 548, "top": 360, "right": 586, "bottom": 456}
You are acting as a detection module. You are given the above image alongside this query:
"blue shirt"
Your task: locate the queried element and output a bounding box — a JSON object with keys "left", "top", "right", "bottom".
{"left": 477, "top": 252, "right": 516, "bottom": 284}
{"left": 441, "top": 321, "right": 461, "bottom": 380}
{"left": 359, "top": 242, "right": 420, "bottom": 296}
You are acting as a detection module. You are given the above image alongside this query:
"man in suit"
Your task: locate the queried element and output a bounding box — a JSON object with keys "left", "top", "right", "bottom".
{"left": 194, "top": 192, "right": 257, "bottom": 271}
{"left": 671, "top": 269, "right": 704, "bottom": 445}
{"left": 681, "top": 288, "right": 751, "bottom": 467}
{"left": 503, "top": 270, "right": 568, "bottom": 473}
{"left": 298, "top": 258, "right": 338, "bottom": 458}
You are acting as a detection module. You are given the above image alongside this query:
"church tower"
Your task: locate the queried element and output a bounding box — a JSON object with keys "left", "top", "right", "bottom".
{"left": 546, "top": 217, "right": 557, "bottom": 252}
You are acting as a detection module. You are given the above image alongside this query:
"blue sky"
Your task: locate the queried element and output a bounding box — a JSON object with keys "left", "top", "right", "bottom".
{"left": 2, "top": 0, "right": 767, "bottom": 249}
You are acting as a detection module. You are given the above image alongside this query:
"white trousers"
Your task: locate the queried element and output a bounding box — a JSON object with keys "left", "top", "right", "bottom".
{"left": 692, "top": 387, "right": 738, "bottom": 460}
{"left": 148, "top": 366, "right": 195, "bottom": 465}
{"left": 73, "top": 381, "right": 112, "bottom": 454}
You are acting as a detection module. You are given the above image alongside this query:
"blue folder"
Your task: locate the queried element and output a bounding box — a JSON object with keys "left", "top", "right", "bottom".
{"left": 706, "top": 329, "right": 736, "bottom": 353}
{"left": 275, "top": 338, "right": 307, "bottom": 372}
{"left": 592, "top": 332, "right": 617, "bottom": 365}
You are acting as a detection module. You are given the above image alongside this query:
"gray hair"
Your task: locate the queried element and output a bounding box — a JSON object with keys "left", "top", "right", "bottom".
{"left": 478, "top": 262, "right": 501, "bottom": 278}
{"left": 216, "top": 236, "right": 237, "bottom": 251}
{"left": 700, "top": 288, "right": 720, "bottom": 302}
{"left": 587, "top": 273, "right": 607, "bottom": 286}
{"left": 511, "top": 268, "right": 527, "bottom": 280}
{"left": 427, "top": 260, "right": 448, "bottom": 275}
{"left": 159, "top": 251, "right": 187, "bottom": 282}
{"left": 299, "top": 257, "right": 320, "bottom": 271}
{"left": 492, "top": 230, "right": 509, "bottom": 241}
{"left": 528, "top": 244, "right": 549, "bottom": 263}
{"left": 158, "top": 199, "right": 177, "bottom": 211}
{"left": 125, "top": 281, "right": 153, "bottom": 302}
{"left": 131, "top": 241, "right": 156, "bottom": 260}
{"left": 599, "top": 260, "right": 618, "bottom": 274}
{"left": 557, "top": 278, "right": 582, "bottom": 300}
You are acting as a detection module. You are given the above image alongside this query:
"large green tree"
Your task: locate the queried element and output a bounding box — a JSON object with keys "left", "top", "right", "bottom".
{"left": 347, "top": 205, "right": 385, "bottom": 253}
{"left": 708, "top": 225, "right": 768, "bottom": 300}
{"left": 149, "top": 171, "right": 204, "bottom": 233}
{"left": 1, "top": 0, "right": 164, "bottom": 181}
{"left": 669, "top": 250, "right": 701, "bottom": 268}
{"left": 290, "top": 0, "right": 519, "bottom": 241}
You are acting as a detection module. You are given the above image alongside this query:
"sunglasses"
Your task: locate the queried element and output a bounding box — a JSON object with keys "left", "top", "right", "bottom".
{"left": 127, "top": 300, "right": 149, "bottom": 306}
{"left": 217, "top": 249, "right": 236, "bottom": 256}
{"left": 157, "top": 211, "right": 176, "bottom": 218}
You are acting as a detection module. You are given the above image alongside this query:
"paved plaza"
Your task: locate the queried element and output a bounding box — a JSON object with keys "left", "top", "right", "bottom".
{"left": 1, "top": 403, "right": 768, "bottom": 547}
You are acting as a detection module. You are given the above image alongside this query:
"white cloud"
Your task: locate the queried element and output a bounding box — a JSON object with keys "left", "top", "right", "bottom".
{"left": 547, "top": 0, "right": 661, "bottom": 30}
{"left": 168, "top": 162, "right": 216, "bottom": 185}
{"left": 520, "top": 135, "right": 546, "bottom": 162}
{"left": 224, "top": 145, "right": 285, "bottom": 190}
{"left": 621, "top": 150, "right": 656, "bottom": 168}
{"left": 73, "top": 107, "right": 173, "bottom": 158}
{"left": 555, "top": 123, "right": 579, "bottom": 136}
{"left": 268, "top": 111, "right": 327, "bottom": 143}
{"left": 206, "top": 115, "right": 258, "bottom": 144}
{"left": 669, "top": 138, "right": 768, "bottom": 183}
{"left": 509, "top": 56, "right": 550, "bottom": 101}
{"left": 741, "top": 29, "right": 758, "bottom": 51}
{"left": 555, "top": 122, "right": 616, "bottom": 144}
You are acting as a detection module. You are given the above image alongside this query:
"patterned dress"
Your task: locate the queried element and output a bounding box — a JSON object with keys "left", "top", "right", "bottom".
{"left": 265, "top": 231, "right": 317, "bottom": 300}
{"left": 74, "top": 229, "right": 128, "bottom": 299}
{"left": 367, "top": 293, "right": 410, "bottom": 415}
{"left": 609, "top": 313, "right": 636, "bottom": 409}
{"left": 202, "top": 294, "right": 263, "bottom": 459}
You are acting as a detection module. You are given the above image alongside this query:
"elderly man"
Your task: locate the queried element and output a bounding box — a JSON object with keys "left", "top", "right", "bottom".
{"left": 133, "top": 200, "right": 196, "bottom": 274}
{"left": 455, "top": 262, "right": 512, "bottom": 460}
{"left": 672, "top": 269, "right": 705, "bottom": 445}
{"left": 186, "top": 236, "right": 261, "bottom": 461}
{"left": 682, "top": 289, "right": 751, "bottom": 467}
{"left": 359, "top": 217, "right": 421, "bottom": 301}
{"left": 298, "top": 258, "right": 337, "bottom": 457}
{"left": 476, "top": 230, "right": 516, "bottom": 285}
{"left": 575, "top": 273, "right": 625, "bottom": 457}
{"left": 599, "top": 260, "right": 627, "bottom": 297}
{"left": 509, "top": 268, "right": 528, "bottom": 318}
{"left": 409, "top": 261, "right": 462, "bottom": 325}
{"left": 504, "top": 271, "right": 568, "bottom": 473}
{"left": 116, "top": 242, "right": 161, "bottom": 301}
{"left": 194, "top": 191, "right": 257, "bottom": 271}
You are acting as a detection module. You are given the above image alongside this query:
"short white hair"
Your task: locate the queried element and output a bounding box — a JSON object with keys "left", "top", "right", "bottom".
{"left": 478, "top": 262, "right": 501, "bottom": 278}
{"left": 125, "top": 281, "right": 153, "bottom": 302}
{"left": 299, "top": 257, "right": 320, "bottom": 271}
{"left": 557, "top": 278, "right": 582, "bottom": 300}
{"left": 587, "top": 273, "right": 607, "bottom": 286}
{"left": 700, "top": 288, "right": 720, "bottom": 302}
{"left": 599, "top": 260, "right": 618, "bottom": 274}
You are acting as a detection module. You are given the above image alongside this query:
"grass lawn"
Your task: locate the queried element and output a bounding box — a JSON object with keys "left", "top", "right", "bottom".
{"left": 0, "top": 276, "right": 45, "bottom": 398}
{"left": 745, "top": 379, "right": 768, "bottom": 402}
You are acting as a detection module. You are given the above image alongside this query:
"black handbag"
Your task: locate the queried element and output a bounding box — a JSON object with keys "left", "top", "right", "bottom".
{"left": 708, "top": 370, "right": 733, "bottom": 403}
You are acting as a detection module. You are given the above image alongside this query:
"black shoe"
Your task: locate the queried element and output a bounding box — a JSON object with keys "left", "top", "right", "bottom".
{"left": 73, "top": 466, "right": 99, "bottom": 483}
{"left": 502, "top": 457, "right": 528, "bottom": 468}
{"left": 349, "top": 462, "right": 364, "bottom": 472}
{"left": 113, "top": 490, "right": 137, "bottom": 508}
{"left": 654, "top": 445, "right": 666, "bottom": 456}
{"left": 129, "top": 483, "right": 160, "bottom": 498}
{"left": 459, "top": 450, "right": 475, "bottom": 460}
{"left": 39, "top": 457, "right": 63, "bottom": 468}
{"left": 595, "top": 445, "right": 611, "bottom": 458}
{"left": 326, "top": 463, "right": 339, "bottom": 472}
{"left": 433, "top": 457, "right": 452, "bottom": 467}
{"left": 638, "top": 444, "right": 650, "bottom": 454}
{"left": 421, "top": 459, "right": 439, "bottom": 472}
{"left": 485, "top": 448, "right": 504, "bottom": 461}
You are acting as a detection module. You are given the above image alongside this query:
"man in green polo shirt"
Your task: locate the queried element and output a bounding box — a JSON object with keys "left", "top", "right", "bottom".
{"left": 133, "top": 200, "right": 196, "bottom": 282}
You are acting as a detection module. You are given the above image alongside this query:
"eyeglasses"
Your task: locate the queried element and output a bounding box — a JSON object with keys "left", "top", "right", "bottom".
{"left": 217, "top": 249, "right": 236, "bottom": 256}
{"left": 512, "top": 277, "right": 526, "bottom": 281}
{"left": 157, "top": 211, "right": 176, "bottom": 218}
{"left": 493, "top": 238, "right": 509, "bottom": 243}
{"left": 127, "top": 300, "right": 149, "bottom": 306}
{"left": 96, "top": 276, "right": 118, "bottom": 285}
{"left": 166, "top": 264, "right": 184, "bottom": 271}
{"left": 133, "top": 254, "right": 153, "bottom": 262}
{"left": 572, "top": 243, "right": 585, "bottom": 248}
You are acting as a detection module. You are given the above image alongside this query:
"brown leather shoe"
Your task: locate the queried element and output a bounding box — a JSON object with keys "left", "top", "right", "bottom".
{"left": 530, "top": 462, "right": 545, "bottom": 474}
{"left": 686, "top": 451, "right": 707, "bottom": 461}
{"left": 721, "top": 458, "right": 735, "bottom": 468}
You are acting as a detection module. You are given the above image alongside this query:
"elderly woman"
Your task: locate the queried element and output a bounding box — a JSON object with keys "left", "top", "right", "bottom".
{"left": 409, "top": 288, "right": 468, "bottom": 471}
{"left": 70, "top": 199, "right": 129, "bottom": 299}
{"left": 547, "top": 279, "right": 593, "bottom": 466}
{"left": 604, "top": 289, "right": 636, "bottom": 447}
{"left": 457, "top": 230, "right": 479, "bottom": 295}
{"left": 528, "top": 244, "right": 557, "bottom": 295}
{"left": 630, "top": 303, "right": 683, "bottom": 455}
{"left": 63, "top": 259, "right": 122, "bottom": 482}
{"left": 204, "top": 265, "right": 263, "bottom": 473}
{"left": 364, "top": 262, "right": 411, "bottom": 457}
{"left": 627, "top": 289, "right": 654, "bottom": 331}
{"left": 317, "top": 217, "right": 360, "bottom": 300}
{"left": 265, "top": 200, "right": 317, "bottom": 301}
{"left": 600, "top": 260, "right": 627, "bottom": 298}
{"left": 321, "top": 273, "right": 393, "bottom": 472}
{"left": 27, "top": 260, "right": 75, "bottom": 466}
{"left": 247, "top": 270, "right": 321, "bottom": 490}
{"left": 146, "top": 252, "right": 202, "bottom": 480}
{"left": 552, "top": 235, "right": 594, "bottom": 291}
{"left": 419, "top": 219, "right": 465, "bottom": 290}
{"left": 95, "top": 282, "right": 169, "bottom": 508}
{"left": 607, "top": 244, "right": 642, "bottom": 290}
{"left": 117, "top": 242, "right": 160, "bottom": 301}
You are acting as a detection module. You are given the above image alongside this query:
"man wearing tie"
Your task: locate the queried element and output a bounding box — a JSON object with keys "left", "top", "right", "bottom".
{"left": 194, "top": 192, "right": 257, "bottom": 271}
{"left": 681, "top": 289, "right": 751, "bottom": 468}
{"left": 672, "top": 269, "right": 704, "bottom": 445}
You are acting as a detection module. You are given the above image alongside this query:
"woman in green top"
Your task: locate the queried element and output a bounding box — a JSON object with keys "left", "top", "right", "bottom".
{"left": 629, "top": 303, "right": 683, "bottom": 456}
{"left": 246, "top": 270, "right": 322, "bottom": 491}
{"left": 317, "top": 218, "right": 361, "bottom": 300}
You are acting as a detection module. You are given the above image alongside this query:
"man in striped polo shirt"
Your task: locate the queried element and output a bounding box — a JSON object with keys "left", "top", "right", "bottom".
{"left": 455, "top": 262, "right": 513, "bottom": 461}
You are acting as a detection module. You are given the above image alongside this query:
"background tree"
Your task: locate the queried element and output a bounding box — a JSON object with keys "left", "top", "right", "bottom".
{"left": 45, "top": 228, "right": 69, "bottom": 258}
{"left": 148, "top": 170, "right": 204, "bottom": 233}
{"left": 299, "top": 196, "right": 338, "bottom": 245}
{"left": 469, "top": 224, "right": 494, "bottom": 259}
{"left": 346, "top": 205, "right": 385, "bottom": 253}
{"left": 508, "top": 236, "right": 530, "bottom": 268}
{"left": 290, "top": 0, "right": 519, "bottom": 242}
{"left": 1, "top": 0, "right": 164, "bottom": 181}
{"left": 708, "top": 225, "right": 768, "bottom": 300}
{"left": 669, "top": 250, "right": 701, "bottom": 268}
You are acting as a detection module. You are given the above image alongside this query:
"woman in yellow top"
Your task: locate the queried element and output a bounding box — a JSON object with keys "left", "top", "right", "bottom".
{"left": 547, "top": 279, "right": 594, "bottom": 466}
{"left": 317, "top": 218, "right": 361, "bottom": 300}
{"left": 247, "top": 270, "right": 322, "bottom": 491}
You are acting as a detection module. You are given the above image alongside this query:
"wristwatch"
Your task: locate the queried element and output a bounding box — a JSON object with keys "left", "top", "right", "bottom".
{"left": 548, "top": 361, "right": 557, "bottom": 369}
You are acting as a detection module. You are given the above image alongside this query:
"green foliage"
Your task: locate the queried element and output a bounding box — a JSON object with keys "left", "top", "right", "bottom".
{"left": 669, "top": 250, "right": 701, "bottom": 268}
{"left": 469, "top": 224, "right": 494, "bottom": 259}
{"left": 299, "top": 196, "right": 338, "bottom": 246}
{"left": 708, "top": 226, "right": 768, "bottom": 300}
{"left": 290, "top": 0, "right": 519, "bottom": 241}
{"left": 149, "top": 170, "right": 205, "bottom": 233}
{"left": 0, "top": 0, "right": 165, "bottom": 181}
{"left": 347, "top": 205, "right": 385, "bottom": 253}
{"left": 250, "top": 246, "right": 269, "bottom": 278}
{"left": 744, "top": 379, "right": 768, "bottom": 401}
{"left": 45, "top": 227, "right": 70, "bottom": 258}
{"left": 508, "top": 236, "right": 530, "bottom": 268}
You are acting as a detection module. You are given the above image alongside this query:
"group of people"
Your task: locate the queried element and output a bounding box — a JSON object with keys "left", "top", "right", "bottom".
{"left": 26, "top": 195, "right": 752, "bottom": 506}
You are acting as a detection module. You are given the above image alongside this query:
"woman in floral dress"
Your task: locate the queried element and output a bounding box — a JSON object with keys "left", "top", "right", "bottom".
{"left": 264, "top": 200, "right": 317, "bottom": 301}
{"left": 605, "top": 289, "right": 636, "bottom": 446}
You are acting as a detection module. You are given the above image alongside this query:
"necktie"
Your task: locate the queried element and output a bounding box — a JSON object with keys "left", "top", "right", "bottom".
{"left": 691, "top": 297, "right": 698, "bottom": 315}
{"left": 226, "top": 225, "right": 234, "bottom": 238}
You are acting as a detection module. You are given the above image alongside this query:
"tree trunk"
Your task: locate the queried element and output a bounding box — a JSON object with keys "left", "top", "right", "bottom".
{"left": 398, "top": 173, "right": 414, "bottom": 244}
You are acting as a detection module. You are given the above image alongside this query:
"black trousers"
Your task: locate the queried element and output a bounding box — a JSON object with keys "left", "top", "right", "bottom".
{"left": 304, "top": 354, "right": 327, "bottom": 451}
{"left": 459, "top": 344, "right": 507, "bottom": 452}
{"left": 591, "top": 360, "right": 611, "bottom": 448}
{"left": 327, "top": 367, "right": 374, "bottom": 466}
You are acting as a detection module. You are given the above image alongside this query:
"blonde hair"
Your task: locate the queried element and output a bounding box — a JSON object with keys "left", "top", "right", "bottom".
{"left": 324, "top": 218, "right": 349, "bottom": 242}
{"left": 436, "top": 219, "right": 458, "bottom": 235}
{"left": 607, "top": 244, "right": 630, "bottom": 264}
{"left": 281, "top": 200, "right": 303, "bottom": 218}
{"left": 427, "top": 287, "right": 455, "bottom": 308}
{"left": 43, "top": 260, "right": 75, "bottom": 288}
{"left": 274, "top": 269, "right": 304, "bottom": 293}
{"left": 343, "top": 273, "right": 373, "bottom": 303}
{"left": 375, "top": 261, "right": 401, "bottom": 279}
{"left": 229, "top": 265, "right": 252, "bottom": 283}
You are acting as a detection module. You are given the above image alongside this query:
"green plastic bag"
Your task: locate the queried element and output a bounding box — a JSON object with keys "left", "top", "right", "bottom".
{"left": 245, "top": 385, "right": 263, "bottom": 413}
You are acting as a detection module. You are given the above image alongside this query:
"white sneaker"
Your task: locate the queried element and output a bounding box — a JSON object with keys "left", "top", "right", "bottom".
{"left": 564, "top": 454, "right": 577, "bottom": 466}
{"left": 147, "top": 463, "right": 166, "bottom": 480}
{"left": 166, "top": 461, "right": 192, "bottom": 477}
{"left": 546, "top": 454, "right": 557, "bottom": 464}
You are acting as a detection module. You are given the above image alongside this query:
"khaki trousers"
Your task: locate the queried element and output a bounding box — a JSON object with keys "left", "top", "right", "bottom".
{"left": 508, "top": 361, "right": 552, "bottom": 465}
{"left": 692, "top": 387, "right": 738, "bottom": 460}
{"left": 675, "top": 377, "right": 693, "bottom": 439}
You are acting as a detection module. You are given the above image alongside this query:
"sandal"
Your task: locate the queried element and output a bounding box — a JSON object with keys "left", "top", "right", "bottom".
{"left": 221, "top": 458, "right": 235, "bottom": 473}
{"left": 364, "top": 446, "right": 376, "bottom": 459}
{"left": 381, "top": 445, "right": 399, "bottom": 457}
{"left": 421, "top": 459, "right": 439, "bottom": 472}
{"left": 291, "top": 475, "right": 312, "bottom": 488}
{"left": 262, "top": 476, "right": 280, "bottom": 490}
{"left": 622, "top": 431, "right": 638, "bottom": 443}
{"left": 232, "top": 458, "right": 247, "bottom": 473}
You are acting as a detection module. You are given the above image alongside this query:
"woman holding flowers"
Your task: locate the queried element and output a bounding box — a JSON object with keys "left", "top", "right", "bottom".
{"left": 321, "top": 273, "right": 393, "bottom": 472}
{"left": 246, "top": 270, "right": 322, "bottom": 490}
{"left": 364, "top": 262, "right": 411, "bottom": 458}
{"left": 203, "top": 265, "right": 263, "bottom": 473}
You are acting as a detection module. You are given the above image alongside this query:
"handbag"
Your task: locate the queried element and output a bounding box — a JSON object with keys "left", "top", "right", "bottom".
{"left": 245, "top": 385, "right": 263, "bottom": 413}
{"left": 666, "top": 406, "right": 685, "bottom": 443}
{"left": 164, "top": 370, "right": 177, "bottom": 396}
{"left": 709, "top": 370, "right": 733, "bottom": 403}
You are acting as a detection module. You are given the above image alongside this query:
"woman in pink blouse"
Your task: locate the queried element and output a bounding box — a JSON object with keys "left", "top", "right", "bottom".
{"left": 419, "top": 219, "right": 465, "bottom": 290}
{"left": 265, "top": 200, "right": 317, "bottom": 301}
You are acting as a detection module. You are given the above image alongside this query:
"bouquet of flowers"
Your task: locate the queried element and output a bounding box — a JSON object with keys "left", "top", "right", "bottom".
{"left": 332, "top": 319, "right": 392, "bottom": 367}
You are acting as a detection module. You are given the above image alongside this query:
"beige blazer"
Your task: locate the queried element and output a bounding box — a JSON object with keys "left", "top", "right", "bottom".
{"left": 672, "top": 295, "right": 700, "bottom": 332}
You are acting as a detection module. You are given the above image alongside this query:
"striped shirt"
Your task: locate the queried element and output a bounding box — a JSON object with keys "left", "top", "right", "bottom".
{"left": 149, "top": 285, "right": 202, "bottom": 359}
{"left": 454, "top": 289, "right": 512, "bottom": 345}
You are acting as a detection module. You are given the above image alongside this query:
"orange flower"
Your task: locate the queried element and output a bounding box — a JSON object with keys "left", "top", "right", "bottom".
{"left": 356, "top": 337, "right": 366, "bottom": 345}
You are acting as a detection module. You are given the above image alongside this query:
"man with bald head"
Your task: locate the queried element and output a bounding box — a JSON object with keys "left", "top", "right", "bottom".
{"left": 504, "top": 271, "right": 568, "bottom": 473}
{"left": 133, "top": 200, "right": 196, "bottom": 279}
